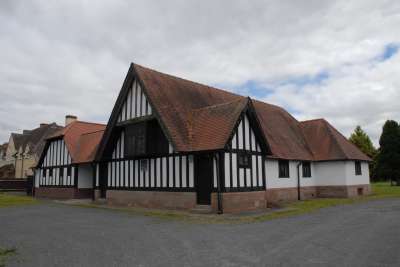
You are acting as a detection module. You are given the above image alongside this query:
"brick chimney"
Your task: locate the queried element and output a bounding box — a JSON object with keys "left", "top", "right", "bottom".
{"left": 65, "top": 115, "right": 77, "bottom": 126}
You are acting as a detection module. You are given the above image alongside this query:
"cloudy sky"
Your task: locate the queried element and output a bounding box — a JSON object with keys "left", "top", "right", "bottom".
{"left": 1, "top": 0, "right": 399, "bottom": 146}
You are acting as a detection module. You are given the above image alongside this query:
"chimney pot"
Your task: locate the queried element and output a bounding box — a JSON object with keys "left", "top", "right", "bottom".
{"left": 65, "top": 115, "right": 77, "bottom": 126}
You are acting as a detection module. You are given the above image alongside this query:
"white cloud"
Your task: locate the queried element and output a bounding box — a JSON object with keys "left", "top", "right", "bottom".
{"left": 0, "top": 0, "right": 399, "bottom": 146}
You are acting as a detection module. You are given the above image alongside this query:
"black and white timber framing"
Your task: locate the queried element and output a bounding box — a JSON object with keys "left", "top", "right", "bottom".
{"left": 96, "top": 71, "right": 267, "bottom": 194}
{"left": 35, "top": 138, "right": 76, "bottom": 187}
{"left": 117, "top": 79, "right": 152, "bottom": 122}
{"left": 221, "top": 113, "right": 265, "bottom": 192}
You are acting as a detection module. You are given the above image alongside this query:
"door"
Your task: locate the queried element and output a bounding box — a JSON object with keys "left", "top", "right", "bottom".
{"left": 195, "top": 154, "right": 213, "bottom": 205}
{"left": 99, "top": 163, "right": 107, "bottom": 198}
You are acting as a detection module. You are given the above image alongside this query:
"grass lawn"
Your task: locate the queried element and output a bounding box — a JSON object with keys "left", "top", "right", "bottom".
{"left": 1, "top": 183, "right": 399, "bottom": 224}
{"left": 75, "top": 182, "right": 400, "bottom": 224}
{"left": 248, "top": 182, "right": 400, "bottom": 223}
{"left": 0, "top": 247, "right": 16, "bottom": 267}
{"left": 0, "top": 193, "right": 37, "bottom": 208}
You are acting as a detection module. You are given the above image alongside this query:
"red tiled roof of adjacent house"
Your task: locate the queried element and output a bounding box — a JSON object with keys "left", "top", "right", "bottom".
{"left": 74, "top": 130, "right": 105, "bottom": 164}
{"left": 49, "top": 121, "right": 106, "bottom": 163}
{"left": 300, "top": 119, "right": 371, "bottom": 161}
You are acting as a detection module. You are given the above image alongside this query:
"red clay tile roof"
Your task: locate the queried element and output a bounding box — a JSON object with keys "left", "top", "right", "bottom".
{"left": 252, "top": 100, "right": 314, "bottom": 161}
{"left": 135, "top": 64, "right": 244, "bottom": 151}
{"left": 49, "top": 121, "right": 106, "bottom": 163}
{"left": 98, "top": 63, "right": 370, "bottom": 162}
{"left": 188, "top": 98, "right": 248, "bottom": 151}
{"left": 300, "top": 119, "right": 371, "bottom": 161}
{"left": 74, "top": 130, "right": 105, "bottom": 164}
{"left": 135, "top": 63, "right": 371, "bottom": 161}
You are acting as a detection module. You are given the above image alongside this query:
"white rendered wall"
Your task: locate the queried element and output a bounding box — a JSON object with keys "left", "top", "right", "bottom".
{"left": 313, "top": 161, "right": 347, "bottom": 186}
{"left": 344, "top": 161, "right": 370, "bottom": 185}
{"left": 78, "top": 164, "right": 93, "bottom": 189}
{"left": 264, "top": 159, "right": 370, "bottom": 189}
{"left": 266, "top": 160, "right": 295, "bottom": 189}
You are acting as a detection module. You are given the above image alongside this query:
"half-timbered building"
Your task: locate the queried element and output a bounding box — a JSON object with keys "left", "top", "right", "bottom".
{"left": 34, "top": 116, "right": 105, "bottom": 199}
{"left": 94, "top": 63, "right": 371, "bottom": 213}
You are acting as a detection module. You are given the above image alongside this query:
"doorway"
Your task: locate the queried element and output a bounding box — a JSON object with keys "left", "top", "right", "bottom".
{"left": 195, "top": 154, "right": 213, "bottom": 205}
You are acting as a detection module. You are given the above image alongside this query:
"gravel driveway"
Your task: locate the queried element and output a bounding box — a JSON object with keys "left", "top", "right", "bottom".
{"left": 1, "top": 199, "right": 400, "bottom": 267}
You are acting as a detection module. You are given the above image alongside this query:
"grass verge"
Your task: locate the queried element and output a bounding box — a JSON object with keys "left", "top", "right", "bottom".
{"left": 0, "top": 193, "right": 37, "bottom": 208}
{"left": 72, "top": 182, "right": 400, "bottom": 224}
{"left": 0, "top": 247, "right": 16, "bottom": 267}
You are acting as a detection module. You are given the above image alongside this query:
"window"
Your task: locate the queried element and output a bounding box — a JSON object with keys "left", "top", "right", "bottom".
{"left": 302, "top": 162, "right": 311, "bottom": 177}
{"left": 60, "top": 167, "right": 64, "bottom": 178}
{"left": 355, "top": 161, "right": 362, "bottom": 175}
{"left": 238, "top": 153, "right": 251, "bottom": 168}
{"left": 125, "top": 122, "right": 146, "bottom": 156}
{"left": 67, "top": 166, "right": 71, "bottom": 177}
{"left": 49, "top": 168, "right": 53, "bottom": 177}
{"left": 279, "top": 160, "right": 290, "bottom": 178}
{"left": 124, "top": 120, "right": 169, "bottom": 157}
{"left": 140, "top": 159, "right": 148, "bottom": 172}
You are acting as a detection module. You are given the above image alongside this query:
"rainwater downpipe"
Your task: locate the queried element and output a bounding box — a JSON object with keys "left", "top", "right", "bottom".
{"left": 214, "top": 153, "right": 223, "bottom": 214}
{"left": 296, "top": 161, "right": 302, "bottom": 201}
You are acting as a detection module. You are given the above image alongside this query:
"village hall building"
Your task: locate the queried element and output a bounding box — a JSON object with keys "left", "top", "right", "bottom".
{"left": 34, "top": 63, "right": 371, "bottom": 213}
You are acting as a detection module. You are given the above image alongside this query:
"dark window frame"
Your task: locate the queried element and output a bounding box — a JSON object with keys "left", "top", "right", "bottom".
{"left": 124, "top": 120, "right": 169, "bottom": 157}
{"left": 278, "top": 160, "right": 290, "bottom": 178}
{"left": 355, "top": 161, "right": 362, "bottom": 175}
{"left": 237, "top": 152, "right": 251, "bottom": 169}
{"left": 302, "top": 161, "right": 312, "bottom": 178}
{"left": 140, "top": 159, "right": 148, "bottom": 172}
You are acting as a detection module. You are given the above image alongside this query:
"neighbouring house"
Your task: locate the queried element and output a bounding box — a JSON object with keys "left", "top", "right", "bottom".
{"left": 86, "top": 63, "right": 371, "bottom": 213}
{"left": 0, "top": 164, "right": 15, "bottom": 179}
{"left": 0, "top": 123, "right": 62, "bottom": 178}
{"left": 0, "top": 143, "right": 15, "bottom": 179}
{"left": 34, "top": 116, "right": 105, "bottom": 199}
{"left": 0, "top": 143, "right": 10, "bottom": 167}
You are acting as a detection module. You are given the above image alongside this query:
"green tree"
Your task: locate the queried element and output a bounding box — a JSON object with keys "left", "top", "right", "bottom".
{"left": 375, "top": 120, "right": 400, "bottom": 183}
{"left": 349, "top": 126, "right": 378, "bottom": 180}
{"left": 349, "top": 126, "right": 377, "bottom": 158}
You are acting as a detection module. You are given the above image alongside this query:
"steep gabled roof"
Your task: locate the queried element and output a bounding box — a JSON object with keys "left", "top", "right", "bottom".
{"left": 48, "top": 121, "right": 106, "bottom": 164}
{"left": 300, "top": 119, "right": 371, "bottom": 161}
{"left": 97, "top": 63, "right": 370, "bottom": 162}
{"left": 135, "top": 63, "right": 244, "bottom": 151}
{"left": 10, "top": 123, "right": 62, "bottom": 158}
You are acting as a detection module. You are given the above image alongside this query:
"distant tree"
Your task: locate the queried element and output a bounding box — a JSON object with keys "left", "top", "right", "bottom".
{"left": 349, "top": 126, "right": 378, "bottom": 180}
{"left": 375, "top": 120, "right": 400, "bottom": 184}
{"left": 349, "top": 126, "right": 377, "bottom": 158}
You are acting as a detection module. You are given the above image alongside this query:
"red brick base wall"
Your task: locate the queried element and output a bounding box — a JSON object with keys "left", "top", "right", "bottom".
{"left": 266, "top": 184, "right": 371, "bottom": 204}
{"left": 35, "top": 187, "right": 92, "bottom": 199}
{"left": 211, "top": 191, "right": 267, "bottom": 213}
{"left": 317, "top": 184, "right": 371, "bottom": 198}
{"left": 266, "top": 186, "right": 317, "bottom": 204}
{"left": 106, "top": 190, "right": 197, "bottom": 210}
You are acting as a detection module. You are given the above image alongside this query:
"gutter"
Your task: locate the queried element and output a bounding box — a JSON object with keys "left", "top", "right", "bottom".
{"left": 214, "top": 153, "right": 223, "bottom": 214}
{"left": 296, "top": 161, "right": 302, "bottom": 201}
